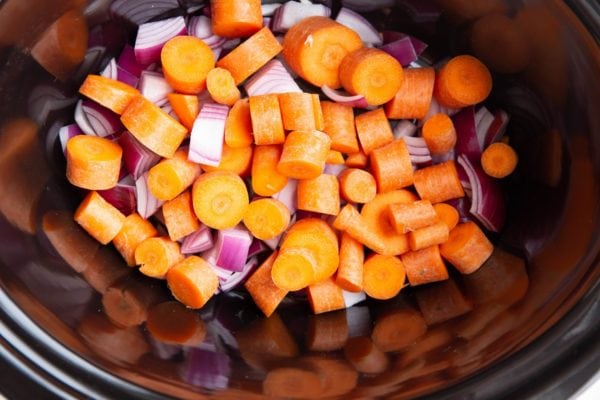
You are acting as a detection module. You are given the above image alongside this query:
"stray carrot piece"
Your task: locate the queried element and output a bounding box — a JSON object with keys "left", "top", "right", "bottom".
{"left": 371, "top": 306, "right": 427, "bottom": 352}
{"left": 201, "top": 144, "right": 253, "bottom": 177}
{"left": 263, "top": 368, "right": 323, "bottom": 399}
{"left": 312, "top": 94, "right": 325, "bottom": 131}
{"left": 339, "top": 47, "right": 404, "bottom": 106}
{"left": 434, "top": 55, "right": 493, "bottom": 108}
{"left": 243, "top": 198, "right": 291, "bottom": 240}
{"left": 147, "top": 149, "right": 202, "bottom": 202}
{"left": 210, "top": 0, "right": 262, "bottom": 38}
{"left": 225, "top": 98, "right": 254, "bottom": 148}
{"left": 277, "top": 130, "right": 332, "bottom": 179}
{"left": 481, "top": 142, "right": 518, "bottom": 178}
{"left": 249, "top": 94, "right": 285, "bottom": 145}
{"left": 192, "top": 171, "right": 249, "bottom": 230}
{"left": 297, "top": 174, "right": 340, "bottom": 216}
{"left": 362, "top": 254, "right": 406, "bottom": 300}
{"left": 370, "top": 139, "right": 414, "bottom": 192}
{"left": 162, "top": 191, "right": 201, "bottom": 242}
{"left": 217, "top": 27, "right": 282, "bottom": 85}
{"left": 414, "top": 279, "right": 473, "bottom": 325}
{"left": 306, "top": 311, "right": 349, "bottom": 351}
{"left": 278, "top": 92, "right": 318, "bottom": 131}
{"left": 66, "top": 135, "right": 122, "bottom": 190}
{"left": 433, "top": 203, "right": 460, "bottom": 230}
{"left": 385, "top": 67, "right": 435, "bottom": 120}
{"left": 326, "top": 150, "right": 345, "bottom": 164}
{"left": 413, "top": 160, "right": 465, "bottom": 204}
{"left": 422, "top": 113, "right": 457, "bottom": 154}
{"left": 167, "top": 93, "right": 199, "bottom": 131}
{"left": 74, "top": 191, "right": 126, "bottom": 245}
{"left": 271, "top": 247, "right": 317, "bottom": 291}
{"left": 206, "top": 67, "right": 241, "bottom": 106}
{"left": 321, "top": 101, "right": 359, "bottom": 154}
{"left": 440, "top": 222, "right": 493, "bottom": 274}
{"left": 135, "top": 236, "right": 183, "bottom": 279}
{"left": 245, "top": 251, "right": 288, "bottom": 317}
{"left": 401, "top": 245, "right": 449, "bottom": 286}
{"left": 161, "top": 36, "right": 215, "bottom": 94}
{"left": 334, "top": 204, "right": 386, "bottom": 254}
{"left": 251, "top": 145, "right": 289, "bottom": 196}
{"left": 121, "top": 95, "right": 188, "bottom": 158}
{"left": 79, "top": 75, "right": 140, "bottom": 115}
{"left": 388, "top": 200, "right": 438, "bottom": 234}
{"left": 339, "top": 168, "right": 377, "bottom": 204}
{"left": 344, "top": 337, "right": 389, "bottom": 374}
{"left": 336, "top": 233, "right": 364, "bottom": 292}
{"left": 307, "top": 278, "right": 346, "bottom": 314}
{"left": 345, "top": 149, "right": 368, "bottom": 168}
{"left": 408, "top": 221, "right": 449, "bottom": 251}
{"left": 283, "top": 16, "right": 363, "bottom": 88}
{"left": 112, "top": 213, "right": 158, "bottom": 266}
{"left": 166, "top": 255, "right": 219, "bottom": 309}
{"left": 355, "top": 108, "right": 394, "bottom": 156}
{"left": 146, "top": 301, "right": 206, "bottom": 345}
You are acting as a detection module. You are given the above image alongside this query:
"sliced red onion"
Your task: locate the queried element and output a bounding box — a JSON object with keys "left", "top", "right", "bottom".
{"left": 402, "top": 135, "right": 427, "bottom": 148}
{"left": 485, "top": 110, "right": 510, "bottom": 148}
{"left": 263, "top": 234, "right": 282, "bottom": 250}
{"left": 118, "top": 45, "right": 144, "bottom": 77}
{"left": 98, "top": 175, "right": 137, "bottom": 215}
{"left": 139, "top": 70, "right": 173, "bottom": 107}
{"left": 187, "top": 15, "right": 227, "bottom": 49}
{"left": 181, "top": 226, "right": 214, "bottom": 254}
{"left": 211, "top": 226, "right": 253, "bottom": 273}
{"left": 222, "top": 38, "right": 240, "bottom": 50}
{"left": 431, "top": 150, "right": 455, "bottom": 164}
{"left": 81, "top": 100, "right": 123, "bottom": 137}
{"left": 135, "top": 172, "right": 164, "bottom": 219}
{"left": 219, "top": 257, "right": 258, "bottom": 292}
{"left": 72, "top": 46, "right": 108, "bottom": 84}
{"left": 335, "top": 7, "right": 382, "bottom": 46}
{"left": 188, "top": 103, "right": 229, "bottom": 166}
{"left": 382, "top": 31, "right": 428, "bottom": 55}
{"left": 393, "top": 120, "right": 418, "bottom": 139}
{"left": 410, "top": 154, "right": 433, "bottom": 165}
{"left": 321, "top": 85, "right": 368, "bottom": 108}
{"left": 456, "top": 161, "right": 472, "bottom": 192}
{"left": 342, "top": 0, "right": 394, "bottom": 12}
{"left": 110, "top": 0, "right": 181, "bottom": 26}
{"left": 100, "top": 58, "right": 118, "bottom": 80}
{"left": 244, "top": 60, "right": 301, "bottom": 96}
{"left": 421, "top": 97, "right": 460, "bottom": 125}
{"left": 272, "top": 179, "right": 298, "bottom": 215}
{"left": 380, "top": 36, "right": 418, "bottom": 67}
{"left": 28, "top": 85, "right": 77, "bottom": 126}
{"left": 346, "top": 305, "right": 372, "bottom": 338}
{"left": 446, "top": 197, "right": 472, "bottom": 223}
{"left": 475, "top": 106, "right": 494, "bottom": 150}
{"left": 135, "top": 16, "right": 187, "bottom": 66}
{"left": 342, "top": 290, "right": 366, "bottom": 308}
{"left": 74, "top": 100, "right": 95, "bottom": 135}
{"left": 117, "top": 66, "right": 139, "bottom": 88}
{"left": 263, "top": 17, "right": 272, "bottom": 28}
{"left": 261, "top": 3, "right": 282, "bottom": 17}
{"left": 271, "top": 1, "right": 331, "bottom": 33}
{"left": 59, "top": 124, "right": 82, "bottom": 153}
{"left": 324, "top": 163, "right": 347, "bottom": 177}
{"left": 248, "top": 239, "right": 268, "bottom": 259}
{"left": 119, "top": 131, "right": 161, "bottom": 179}
{"left": 453, "top": 106, "right": 482, "bottom": 163}
{"left": 182, "top": 347, "right": 230, "bottom": 390}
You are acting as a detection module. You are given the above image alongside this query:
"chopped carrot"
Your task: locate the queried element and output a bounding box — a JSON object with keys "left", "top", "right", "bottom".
{"left": 74, "top": 191, "right": 126, "bottom": 244}
{"left": 306, "top": 311, "right": 349, "bottom": 351}
{"left": 321, "top": 101, "right": 359, "bottom": 154}
{"left": 408, "top": 221, "right": 450, "bottom": 251}
{"left": 271, "top": 247, "right": 317, "bottom": 291}
{"left": 278, "top": 92, "right": 319, "bottom": 131}
{"left": 79, "top": 75, "right": 140, "bottom": 115}
{"left": 388, "top": 200, "right": 438, "bottom": 234}
{"left": 344, "top": 337, "right": 389, "bottom": 374}
{"left": 210, "top": 0, "right": 262, "bottom": 38}
{"left": 440, "top": 222, "right": 493, "bottom": 274}
{"left": 385, "top": 67, "right": 435, "bottom": 120}
{"left": 216, "top": 27, "right": 282, "bottom": 85}
{"left": 146, "top": 301, "right": 206, "bottom": 345}
{"left": 120, "top": 95, "right": 188, "bottom": 158}
{"left": 413, "top": 160, "right": 465, "bottom": 204}
{"left": 371, "top": 306, "right": 427, "bottom": 352}
{"left": 263, "top": 368, "right": 323, "bottom": 399}
{"left": 481, "top": 142, "right": 518, "bottom": 178}
{"left": 345, "top": 149, "right": 368, "bottom": 168}
{"left": 312, "top": 94, "right": 325, "bottom": 131}
{"left": 339, "top": 168, "right": 377, "bottom": 204}
{"left": 252, "top": 145, "right": 289, "bottom": 196}
{"left": 422, "top": 113, "right": 457, "bottom": 154}
{"left": 206, "top": 67, "right": 241, "bottom": 106}
{"left": 336, "top": 233, "right": 364, "bottom": 292}
{"left": 66, "top": 135, "right": 122, "bottom": 190}
{"left": 370, "top": 139, "right": 414, "bottom": 192}
{"left": 243, "top": 198, "right": 291, "bottom": 240}
{"left": 192, "top": 171, "right": 249, "bottom": 230}
{"left": 245, "top": 251, "right": 288, "bottom": 317}
{"left": 297, "top": 174, "right": 340, "bottom": 215}
{"left": 112, "top": 213, "right": 158, "bottom": 266}
{"left": 201, "top": 144, "right": 253, "bottom": 177}
{"left": 434, "top": 55, "right": 493, "bottom": 108}
{"left": 339, "top": 47, "right": 404, "bottom": 106}
{"left": 414, "top": 279, "right": 473, "bottom": 325}
{"left": 162, "top": 191, "right": 201, "bottom": 242}
{"left": 225, "top": 98, "right": 254, "bottom": 148}
{"left": 283, "top": 16, "right": 363, "bottom": 88}
{"left": 307, "top": 277, "right": 346, "bottom": 314}
{"left": 334, "top": 204, "right": 387, "bottom": 255}
{"left": 401, "top": 245, "right": 449, "bottom": 286}
{"left": 135, "top": 236, "right": 183, "bottom": 279}
{"left": 249, "top": 94, "right": 285, "bottom": 145}
{"left": 326, "top": 150, "right": 345, "bottom": 164}
{"left": 161, "top": 35, "right": 215, "bottom": 94}
{"left": 167, "top": 93, "right": 199, "bottom": 131}
{"left": 355, "top": 108, "right": 394, "bottom": 156}
{"left": 363, "top": 254, "right": 406, "bottom": 300}
{"left": 166, "top": 255, "right": 219, "bottom": 309}
{"left": 433, "top": 203, "right": 460, "bottom": 230}
{"left": 277, "top": 130, "right": 332, "bottom": 179}
{"left": 147, "top": 149, "right": 202, "bottom": 201}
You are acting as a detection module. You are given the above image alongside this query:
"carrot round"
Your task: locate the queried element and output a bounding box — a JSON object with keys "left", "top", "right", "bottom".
{"left": 344, "top": 337, "right": 389, "bottom": 374}
{"left": 167, "top": 93, "right": 199, "bottom": 131}
{"left": 370, "top": 139, "right": 414, "bottom": 192}
{"left": 278, "top": 92, "right": 319, "bottom": 131}
{"left": 363, "top": 254, "right": 406, "bottom": 300}
{"left": 336, "top": 233, "right": 364, "bottom": 292}
{"left": 243, "top": 198, "right": 291, "bottom": 240}
{"left": 413, "top": 160, "right": 465, "bottom": 204}
{"left": 326, "top": 150, "right": 345, "bottom": 165}
{"left": 321, "top": 101, "right": 359, "bottom": 154}
{"left": 66, "top": 135, "right": 122, "bottom": 190}
{"left": 112, "top": 213, "right": 158, "bottom": 266}
{"left": 192, "top": 170, "right": 249, "bottom": 230}
{"left": 422, "top": 113, "right": 457, "bottom": 154}
{"left": 385, "top": 67, "right": 435, "bottom": 120}
{"left": 271, "top": 247, "right": 317, "bottom": 291}
{"left": 147, "top": 149, "right": 202, "bottom": 201}
{"left": 206, "top": 67, "right": 241, "bottom": 106}
{"left": 166, "top": 255, "right": 219, "bottom": 309}
{"left": 252, "top": 145, "right": 289, "bottom": 196}
{"left": 146, "top": 301, "right": 206, "bottom": 345}
{"left": 408, "top": 221, "right": 450, "bottom": 251}
{"left": 210, "top": 0, "right": 262, "bottom": 38}
{"left": 433, "top": 203, "right": 460, "bottom": 231}
{"left": 333, "top": 204, "right": 387, "bottom": 255}
{"left": 307, "top": 278, "right": 346, "bottom": 314}
{"left": 162, "top": 191, "right": 201, "bottom": 242}
{"left": 434, "top": 55, "right": 493, "bottom": 108}
{"left": 225, "top": 98, "right": 254, "bottom": 148}
{"left": 355, "top": 108, "right": 394, "bottom": 156}
{"left": 401, "top": 245, "right": 449, "bottom": 286}
{"left": 201, "top": 144, "right": 253, "bottom": 177}
{"left": 345, "top": 149, "right": 368, "bottom": 169}
{"left": 297, "top": 174, "right": 340, "bottom": 216}
{"left": 440, "top": 222, "right": 493, "bottom": 274}
{"left": 245, "top": 251, "right": 287, "bottom": 317}
{"left": 339, "top": 47, "right": 404, "bottom": 106}
{"left": 312, "top": 94, "right": 325, "bottom": 131}
{"left": 339, "top": 168, "right": 377, "bottom": 204}
{"left": 135, "top": 236, "right": 183, "bottom": 279}
{"left": 79, "top": 75, "right": 140, "bottom": 115}
{"left": 371, "top": 307, "right": 427, "bottom": 352}
{"left": 74, "top": 191, "right": 126, "bottom": 245}
{"left": 249, "top": 94, "right": 285, "bottom": 145}
{"left": 481, "top": 142, "right": 518, "bottom": 178}
{"left": 277, "top": 130, "right": 332, "bottom": 179}
{"left": 161, "top": 35, "right": 215, "bottom": 94}
{"left": 388, "top": 200, "right": 438, "bottom": 234}
{"left": 282, "top": 16, "right": 363, "bottom": 88}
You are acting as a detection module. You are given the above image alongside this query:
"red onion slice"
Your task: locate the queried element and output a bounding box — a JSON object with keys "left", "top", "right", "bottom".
{"left": 263, "top": 234, "right": 282, "bottom": 250}
{"left": 247, "top": 239, "right": 268, "bottom": 259}
{"left": 110, "top": 0, "right": 181, "bottom": 26}
{"left": 117, "top": 66, "right": 139, "bottom": 88}
{"left": 335, "top": 7, "right": 382, "bottom": 46}
{"left": 81, "top": 100, "right": 123, "bottom": 137}
{"left": 188, "top": 103, "right": 229, "bottom": 166}
{"left": 272, "top": 179, "right": 298, "bottom": 215}
{"left": 118, "top": 45, "right": 144, "bottom": 77}
{"left": 182, "top": 347, "right": 231, "bottom": 390}
{"left": 342, "top": 290, "right": 367, "bottom": 308}
{"left": 453, "top": 106, "right": 482, "bottom": 163}
{"left": 421, "top": 97, "right": 460, "bottom": 125}
{"left": 119, "top": 131, "right": 161, "bottom": 179}
{"left": 393, "top": 120, "right": 418, "bottom": 139}
{"left": 134, "top": 16, "right": 187, "bottom": 66}
{"left": 380, "top": 36, "right": 418, "bottom": 67}
{"left": 410, "top": 154, "right": 433, "bottom": 165}
{"left": 74, "top": 100, "right": 95, "bottom": 135}
{"left": 321, "top": 85, "right": 368, "bottom": 108}
{"left": 261, "top": 3, "right": 282, "bottom": 17}
{"left": 59, "top": 124, "right": 82, "bottom": 153}
{"left": 272, "top": 1, "right": 331, "bottom": 33}
{"left": 244, "top": 59, "right": 301, "bottom": 96}
{"left": 187, "top": 15, "right": 227, "bottom": 49}
{"left": 485, "top": 109, "right": 510, "bottom": 148}
{"left": 181, "top": 226, "right": 214, "bottom": 254}
{"left": 324, "top": 163, "right": 347, "bottom": 177}
{"left": 219, "top": 257, "right": 258, "bottom": 292}
{"left": 135, "top": 172, "right": 164, "bottom": 219}
{"left": 382, "top": 31, "right": 428, "bottom": 55}
{"left": 98, "top": 175, "right": 137, "bottom": 215}
{"left": 28, "top": 85, "right": 78, "bottom": 126}
{"left": 139, "top": 70, "right": 173, "bottom": 107}
{"left": 475, "top": 106, "right": 495, "bottom": 149}
{"left": 100, "top": 58, "right": 118, "bottom": 80}
{"left": 209, "top": 226, "right": 253, "bottom": 273}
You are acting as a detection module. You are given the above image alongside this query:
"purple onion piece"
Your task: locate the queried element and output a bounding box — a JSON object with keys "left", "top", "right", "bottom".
{"left": 117, "top": 66, "right": 139, "bottom": 88}
{"left": 244, "top": 59, "right": 301, "bottom": 96}
{"left": 98, "top": 175, "right": 137, "bottom": 215}
{"left": 485, "top": 109, "right": 510, "bottom": 148}
{"left": 324, "top": 164, "right": 347, "bottom": 177}
{"left": 272, "top": 179, "right": 298, "bottom": 215}
{"left": 119, "top": 132, "right": 161, "bottom": 180}
{"left": 181, "top": 226, "right": 214, "bottom": 254}
{"left": 81, "top": 100, "right": 123, "bottom": 137}
{"left": 447, "top": 197, "right": 473, "bottom": 223}
{"left": 263, "top": 234, "right": 282, "bottom": 250}
{"left": 139, "top": 70, "right": 173, "bottom": 107}
{"left": 118, "top": 45, "right": 144, "bottom": 77}
{"left": 74, "top": 100, "right": 95, "bottom": 135}
{"left": 28, "top": 84, "right": 78, "bottom": 126}
{"left": 59, "top": 124, "right": 82, "bottom": 154}
{"left": 453, "top": 106, "right": 482, "bottom": 163}
{"left": 261, "top": 3, "right": 282, "bottom": 17}
{"left": 431, "top": 150, "right": 455, "bottom": 164}
{"left": 410, "top": 154, "right": 433, "bottom": 165}
{"left": 219, "top": 257, "right": 258, "bottom": 292}
{"left": 213, "top": 226, "right": 253, "bottom": 272}
{"left": 100, "top": 58, "right": 118, "bottom": 80}
{"left": 181, "top": 347, "right": 231, "bottom": 390}
{"left": 475, "top": 106, "right": 494, "bottom": 149}
{"left": 342, "top": 290, "right": 367, "bottom": 308}
{"left": 272, "top": 1, "right": 331, "bottom": 33}
{"left": 380, "top": 36, "right": 418, "bottom": 67}
{"left": 393, "top": 120, "right": 418, "bottom": 139}
{"left": 187, "top": 15, "right": 226, "bottom": 49}
{"left": 247, "top": 239, "right": 268, "bottom": 259}
{"left": 135, "top": 172, "right": 164, "bottom": 219}
{"left": 321, "top": 85, "right": 369, "bottom": 108}
{"left": 134, "top": 16, "right": 187, "bottom": 66}
{"left": 335, "top": 7, "right": 382, "bottom": 46}
{"left": 110, "top": 0, "right": 181, "bottom": 26}
{"left": 188, "top": 103, "right": 229, "bottom": 166}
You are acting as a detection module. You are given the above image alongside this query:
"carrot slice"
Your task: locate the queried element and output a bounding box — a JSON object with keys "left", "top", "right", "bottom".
{"left": 252, "top": 145, "right": 289, "bottom": 196}
{"left": 146, "top": 301, "right": 206, "bottom": 345}
{"left": 371, "top": 306, "right": 427, "bottom": 352}
{"left": 388, "top": 200, "right": 438, "bottom": 234}
{"left": 245, "top": 251, "right": 288, "bottom": 317}
{"left": 79, "top": 75, "right": 140, "bottom": 115}
{"left": 434, "top": 55, "right": 493, "bottom": 108}
{"left": 135, "top": 236, "right": 183, "bottom": 279}
{"left": 277, "top": 130, "right": 331, "bottom": 179}
{"left": 112, "top": 213, "right": 158, "bottom": 266}
{"left": 321, "top": 101, "right": 359, "bottom": 154}
{"left": 161, "top": 35, "right": 215, "bottom": 94}
{"left": 336, "top": 233, "right": 364, "bottom": 292}
{"left": 243, "top": 198, "right": 291, "bottom": 240}
{"left": 344, "top": 337, "right": 389, "bottom": 374}
{"left": 211, "top": 0, "right": 262, "bottom": 38}
{"left": 206, "top": 67, "right": 241, "bottom": 106}
{"left": 345, "top": 149, "right": 368, "bottom": 169}
{"left": 147, "top": 149, "right": 202, "bottom": 201}
{"left": 339, "top": 47, "right": 404, "bottom": 106}
{"left": 201, "top": 144, "right": 253, "bottom": 177}
{"left": 339, "top": 168, "right": 377, "bottom": 204}
{"left": 401, "top": 245, "right": 449, "bottom": 286}
{"left": 334, "top": 204, "right": 387, "bottom": 255}
{"left": 166, "top": 255, "right": 219, "bottom": 309}
{"left": 167, "top": 93, "right": 199, "bottom": 131}
{"left": 249, "top": 93, "right": 285, "bottom": 145}
{"left": 422, "top": 113, "right": 457, "bottom": 154}
{"left": 306, "top": 311, "right": 349, "bottom": 351}
{"left": 279, "top": 92, "right": 319, "bottom": 131}
{"left": 74, "top": 191, "right": 126, "bottom": 244}
{"left": 408, "top": 221, "right": 449, "bottom": 251}
{"left": 370, "top": 139, "right": 414, "bottom": 192}
{"left": 162, "top": 191, "right": 201, "bottom": 241}
{"left": 385, "top": 67, "right": 435, "bottom": 120}
{"left": 271, "top": 247, "right": 317, "bottom": 291}
{"left": 312, "top": 94, "right": 325, "bottom": 131}
{"left": 225, "top": 98, "right": 254, "bottom": 148}
{"left": 307, "top": 278, "right": 346, "bottom": 314}
{"left": 440, "top": 221, "right": 493, "bottom": 274}
{"left": 433, "top": 203, "right": 460, "bottom": 230}
{"left": 481, "top": 142, "right": 518, "bottom": 178}
{"left": 355, "top": 108, "right": 394, "bottom": 156}
{"left": 413, "top": 160, "right": 465, "bottom": 204}
{"left": 66, "top": 135, "right": 122, "bottom": 190}
{"left": 326, "top": 150, "right": 345, "bottom": 165}
{"left": 283, "top": 16, "right": 363, "bottom": 88}
{"left": 362, "top": 254, "right": 406, "bottom": 300}
{"left": 297, "top": 174, "right": 340, "bottom": 216}
{"left": 192, "top": 170, "right": 249, "bottom": 230}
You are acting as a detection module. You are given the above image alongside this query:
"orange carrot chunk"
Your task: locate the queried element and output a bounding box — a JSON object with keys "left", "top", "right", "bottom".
{"left": 135, "top": 236, "right": 183, "bottom": 279}
{"left": 481, "top": 142, "right": 518, "bottom": 178}
{"left": 336, "top": 233, "right": 364, "bottom": 292}
{"left": 66, "top": 135, "right": 122, "bottom": 190}
{"left": 413, "top": 160, "right": 465, "bottom": 204}
{"left": 440, "top": 222, "right": 493, "bottom": 274}
{"left": 388, "top": 200, "right": 438, "bottom": 234}
{"left": 334, "top": 204, "right": 387, "bottom": 255}
{"left": 339, "top": 168, "right": 377, "bottom": 204}
{"left": 321, "top": 101, "right": 359, "bottom": 154}
{"left": 243, "top": 198, "right": 291, "bottom": 240}
{"left": 326, "top": 150, "right": 345, "bottom": 165}
{"left": 162, "top": 191, "right": 201, "bottom": 242}
{"left": 147, "top": 149, "right": 202, "bottom": 202}
{"left": 434, "top": 55, "right": 493, "bottom": 108}
{"left": 307, "top": 278, "right": 346, "bottom": 314}
{"left": 422, "top": 113, "right": 457, "bottom": 154}
{"left": 201, "top": 144, "right": 253, "bottom": 177}
{"left": 363, "top": 254, "right": 406, "bottom": 300}
{"left": 344, "top": 337, "right": 389, "bottom": 374}
{"left": 408, "top": 221, "right": 450, "bottom": 251}
{"left": 355, "top": 108, "right": 394, "bottom": 156}
{"left": 385, "top": 67, "right": 435, "bottom": 120}
{"left": 345, "top": 149, "right": 368, "bottom": 169}
{"left": 312, "top": 94, "right": 325, "bottom": 131}
{"left": 166, "top": 255, "right": 219, "bottom": 309}
{"left": 251, "top": 145, "right": 289, "bottom": 196}
{"left": 206, "top": 67, "right": 241, "bottom": 106}
{"left": 433, "top": 203, "right": 460, "bottom": 230}
{"left": 277, "top": 130, "right": 332, "bottom": 179}
{"left": 74, "top": 191, "right": 126, "bottom": 245}
{"left": 112, "top": 213, "right": 158, "bottom": 266}
{"left": 297, "top": 174, "right": 340, "bottom": 216}
{"left": 370, "top": 139, "right": 414, "bottom": 192}
{"left": 161, "top": 36, "right": 215, "bottom": 94}
{"left": 271, "top": 247, "right": 317, "bottom": 291}
{"left": 225, "top": 98, "right": 254, "bottom": 148}
{"left": 79, "top": 75, "right": 140, "bottom": 115}
{"left": 401, "top": 245, "right": 449, "bottom": 286}
{"left": 245, "top": 251, "right": 288, "bottom": 317}
{"left": 167, "top": 93, "right": 199, "bottom": 131}
{"left": 249, "top": 94, "right": 285, "bottom": 145}
{"left": 210, "top": 0, "right": 262, "bottom": 38}
{"left": 279, "top": 92, "right": 319, "bottom": 131}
